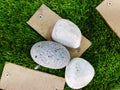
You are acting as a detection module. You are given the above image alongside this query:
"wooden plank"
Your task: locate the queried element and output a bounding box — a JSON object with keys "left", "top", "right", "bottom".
{"left": 96, "top": 0, "right": 120, "bottom": 38}
{"left": 0, "top": 63, "right": 65, "bottom": 90}
{"left": 27, "top": 4, "right": 92, "bottom": 59}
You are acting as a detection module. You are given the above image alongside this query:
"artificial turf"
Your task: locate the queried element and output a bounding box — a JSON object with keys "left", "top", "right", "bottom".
{"left": 0, "top": 0, "right": 120, "bottom": 90}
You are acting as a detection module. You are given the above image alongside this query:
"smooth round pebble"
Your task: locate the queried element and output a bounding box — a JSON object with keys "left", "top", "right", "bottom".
{"left": 30, "top": 41, "right": 70, "bottom": 69}
{"left": 65, "top": 58, "right": 95, "bottom": 89}
{"left": 52, "top": 19, "right": 82, "bottom": 48}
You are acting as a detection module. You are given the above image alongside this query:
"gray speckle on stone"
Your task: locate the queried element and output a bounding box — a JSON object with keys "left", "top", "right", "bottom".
{"left": 30, "top": 41, "right": 70, "bottom": 69}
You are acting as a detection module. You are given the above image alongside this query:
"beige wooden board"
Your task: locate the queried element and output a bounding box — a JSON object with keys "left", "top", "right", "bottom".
{"left": 96, "top": 0, "right": 120, "bottom": 38}
{"left": 0, "top": 63, "right": 65, "bottom": 90}
{"left": 27, "top": 4, "right": 91, "bottom": 59}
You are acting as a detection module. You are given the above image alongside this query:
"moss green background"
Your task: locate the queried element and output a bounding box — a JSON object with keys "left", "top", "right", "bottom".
{"left": 0, "top": 0, "right": 120, "bottom": 90}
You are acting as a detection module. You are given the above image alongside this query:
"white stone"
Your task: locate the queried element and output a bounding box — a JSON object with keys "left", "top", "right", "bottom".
{"left": 52, "top": 19, "right": 82, "bottom": 48}
{"left": 65, "top": 58, "right": 95, "bottom": 89}
{"left": 30, "top": 41, "right": 70, "bottom": 69}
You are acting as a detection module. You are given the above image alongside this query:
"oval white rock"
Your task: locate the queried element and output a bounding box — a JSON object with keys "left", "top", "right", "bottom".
{"left": 65, "top": 58, "right": 95, "bottom": 89}
{"left": 30, "top": 41, "right": 70, "bottom": 69}
{"left": 52, "top": 19, "right": 82, "bottom": 48}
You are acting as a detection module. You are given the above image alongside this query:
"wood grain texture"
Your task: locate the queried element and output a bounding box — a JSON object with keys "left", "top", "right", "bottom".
{"left": 0, "top": 63, "right": 65, "bottom": 90}
{"left": 27, "top": 4, "right": 92, "bottom": 59}
{"left": 96, "top": 0, "right": 120, "bottom": 38}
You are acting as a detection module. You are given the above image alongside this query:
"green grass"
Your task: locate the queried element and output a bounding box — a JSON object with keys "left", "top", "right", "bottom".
{"left": 0, "top": 0, "right": 120, "bottom": 90}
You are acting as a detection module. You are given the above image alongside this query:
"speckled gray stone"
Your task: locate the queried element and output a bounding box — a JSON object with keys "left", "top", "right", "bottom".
{"left": 52, "top": 19, "right": 82, "bottom": 48}
{"left": 65, "top": 58, "right": 95, "bottom": 89}
{"left": 30, "top": 41, "right": 70, "bottom": 69}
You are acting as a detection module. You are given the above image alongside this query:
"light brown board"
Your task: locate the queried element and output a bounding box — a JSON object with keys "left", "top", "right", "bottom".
{"left": 27, "top": 4, "right": 91, "bottom": 59}
{"left": 96, "top": 0, "right": 120, "bottom": 38}
{"left": 0, "top": 63, "right": 65, "bottom": 90}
